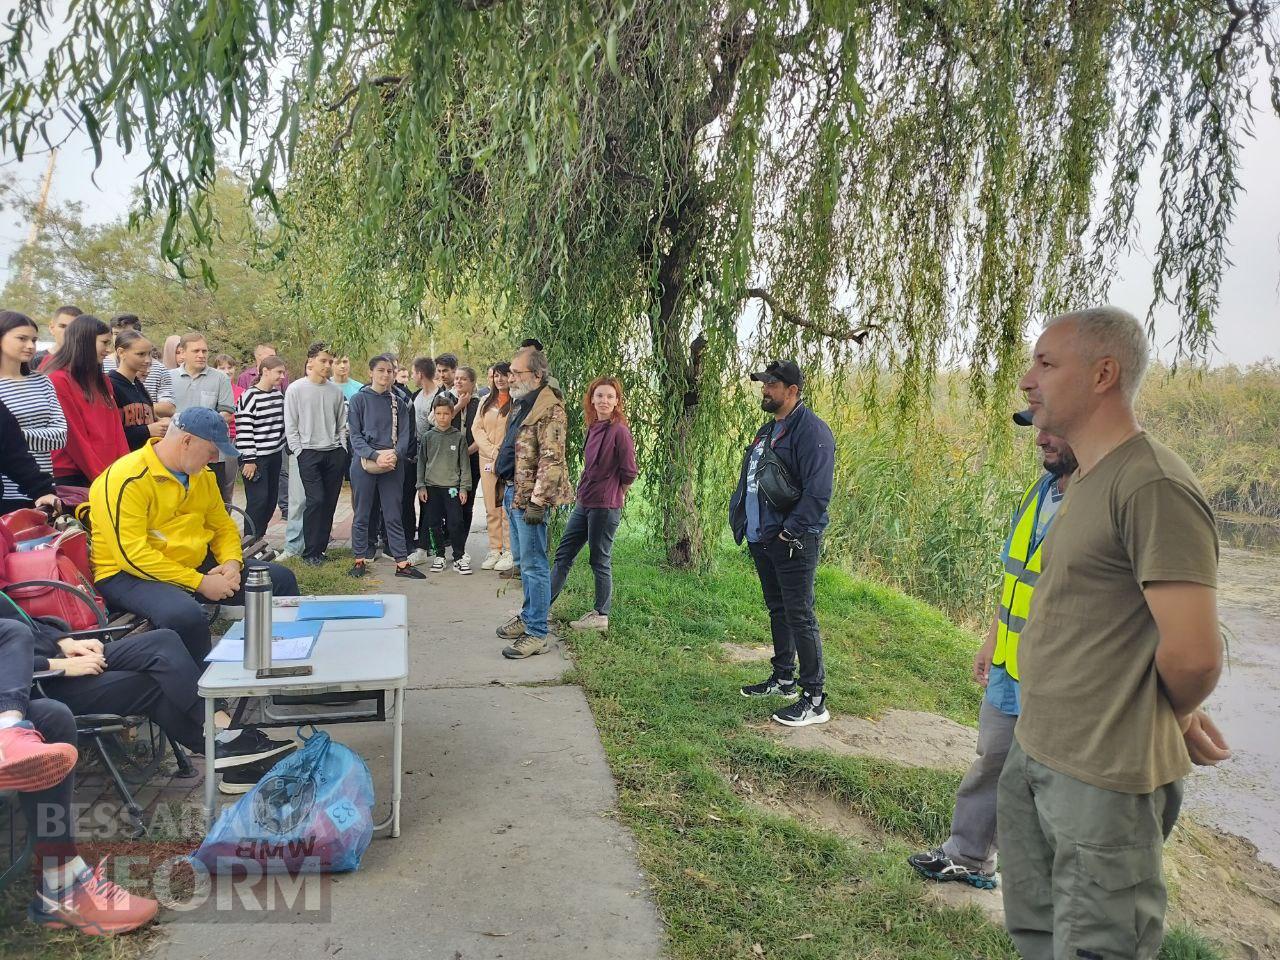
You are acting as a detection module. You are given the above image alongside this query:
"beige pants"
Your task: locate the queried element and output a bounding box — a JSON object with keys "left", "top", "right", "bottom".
{"left": 479, "top": 461, "right": 508, "bottom": 553}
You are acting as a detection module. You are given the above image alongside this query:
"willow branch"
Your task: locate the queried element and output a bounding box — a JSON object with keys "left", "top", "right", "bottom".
{"left": 743, "top": 287, "right": 880, "bottom": 344}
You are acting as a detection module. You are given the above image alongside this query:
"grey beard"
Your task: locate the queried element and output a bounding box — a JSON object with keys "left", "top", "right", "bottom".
{"left": 510, "top": 384, "right": 531, "bottom": 400}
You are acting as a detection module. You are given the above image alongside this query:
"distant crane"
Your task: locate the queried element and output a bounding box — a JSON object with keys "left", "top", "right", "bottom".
{"left": 18, "top": 148, "right": 58, "bottom": 289}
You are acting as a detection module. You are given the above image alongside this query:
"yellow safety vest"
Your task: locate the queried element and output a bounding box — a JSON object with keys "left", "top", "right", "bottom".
{"left": 992, "top": 474, "right": 1055, "bottom": 681}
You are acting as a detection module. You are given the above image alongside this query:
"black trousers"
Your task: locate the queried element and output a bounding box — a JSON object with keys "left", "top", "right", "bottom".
{"left": 242, "top": 449, "right": 283, "bottom": 541}
{"left": 460, "top": 454, "right": 481, "bottom": 533}
{"left": 97, "top": 558, "right": 299, "bottom": 665}
{"left": 0, "top": 620, "right": 77, "bottom": 862}
{"left": 423, "top": 486, "right": 467, "bottom": 559}
{"left": 40, "top": 629, "right": 205, "bottom": 754}
{"left": 297, "top": 446, "right": 346, "bottom": 560}
{"left": 747, "top": 533, "right": 825, "bottom": 692}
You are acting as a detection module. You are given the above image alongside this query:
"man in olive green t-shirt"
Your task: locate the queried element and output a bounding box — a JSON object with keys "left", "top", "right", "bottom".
{"left": 1001, "top": 306, "right": 1231, "bottom": 960}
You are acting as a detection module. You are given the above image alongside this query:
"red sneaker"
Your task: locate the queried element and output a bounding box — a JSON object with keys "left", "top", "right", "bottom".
{"left": 29, "top": 859, "right": 159, "bottom": 936}
{"left": 0, "top": 723, "right": 77, "bottom": 792}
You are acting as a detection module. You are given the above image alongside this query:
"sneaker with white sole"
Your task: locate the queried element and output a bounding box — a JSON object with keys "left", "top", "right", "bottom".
{"left": 454, "top": 555, "right": 473, "bottom": 575}
{"left": 28, "top": 859, "right": 159, "bottom": 935}
{"left": 480, "top": 550, "right": 501, "bottom": 570}
{"left": 430, "top": 556, "right": 446, "bottom": 573}
{"left": 568, "top": 611, "right": 609, "bottom": 631}
{"left": 409, "top": 548, "right": 432, "bottom": 566}
{"left": 771, "top": 691, "right": 830, "bottom": 727}
{"left": 213, "top": 729, "right": 298, "bottom": 770}
{"left": 740, "top": 675, "right": 799, "bottom": 698}
{"left": 496, "top": 615, "right": 526, "bottom": 640}
{"left": 907, "top": 848, "right": 998, "bottom": 889}
{"left": 493, "top": 550, "right": 514, "bottom": 572}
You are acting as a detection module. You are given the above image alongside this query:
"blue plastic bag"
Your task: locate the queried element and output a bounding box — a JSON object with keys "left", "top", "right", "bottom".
{"left": 191, "top": 727, "right": 376, "bottom": 874}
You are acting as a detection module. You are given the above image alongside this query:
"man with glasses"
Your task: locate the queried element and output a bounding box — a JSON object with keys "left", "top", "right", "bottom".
{"left": 494, "top": 346, "right": 573, "bottom": 658}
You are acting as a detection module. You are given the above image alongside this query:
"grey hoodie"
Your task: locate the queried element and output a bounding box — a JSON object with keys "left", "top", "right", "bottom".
{"left": 348, "top": 385, "right": 416, "bottom": 462}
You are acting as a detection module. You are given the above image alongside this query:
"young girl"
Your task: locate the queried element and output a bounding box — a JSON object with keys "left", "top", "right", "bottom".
{"left": 0, "top": 311, "right": 67, "bottom": 510}
{"left": 45, "top": 315, "right": 129, "bottom": 487}
{"left": 108, "top": 329, "right": 170, "bottom": 450}
{"left": 235, "top": 355, "right": 288, "bottom": 540}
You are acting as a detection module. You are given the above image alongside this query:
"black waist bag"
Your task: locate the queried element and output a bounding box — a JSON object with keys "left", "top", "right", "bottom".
{"left": 756, "top": 442, "right": 802, "bottom": 513}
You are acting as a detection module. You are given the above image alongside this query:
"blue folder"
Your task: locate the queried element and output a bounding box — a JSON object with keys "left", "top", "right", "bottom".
{"left": 295, "top": 599, "right": 385, "bottom": 621}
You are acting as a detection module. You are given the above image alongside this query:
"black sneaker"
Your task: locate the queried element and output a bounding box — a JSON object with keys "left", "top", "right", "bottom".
{"left": 740, "top": 675, "right": 799, "bottom": 698}
{"left": 219, "top": 755, "right": 281, "bottom": 795}
{"left": 302, "top": 556, "right": 325, "bottom": 567}
{"left": 908, "top": 848, "right": 998, "bottom": 889}
{"left": 348, "top": 562, "right": 367, "bottom": 578}
{"left": 395, "top": 563, "right": 426, "bottom": 580}
{"left": 213, "top": 729, "right": 298, "bottom": 770}
{"left": 772, "top": 691, "right": 830, "bottom": 727}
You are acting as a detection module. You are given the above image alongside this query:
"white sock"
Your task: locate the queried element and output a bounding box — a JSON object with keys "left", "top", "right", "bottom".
{"left": 43, "top": 856, "right": 88, "bottom": 893}
{"left": 0, "top": 716, "right": 22, "bottom": 729}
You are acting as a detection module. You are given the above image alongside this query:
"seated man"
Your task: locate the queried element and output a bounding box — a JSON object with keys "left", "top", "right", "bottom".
{"left": 89, "top": 407, "right": 299, "bottom": 666}
{"left": 0, "top": 598, "right": 296, "bottom": 790}
{"left": 0, "top": 617, "right": 158, "bottom": 936}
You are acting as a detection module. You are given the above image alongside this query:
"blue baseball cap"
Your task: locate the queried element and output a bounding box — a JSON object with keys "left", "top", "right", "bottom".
{"left": 174, "top": 406, "right": 239, "bottom": 458}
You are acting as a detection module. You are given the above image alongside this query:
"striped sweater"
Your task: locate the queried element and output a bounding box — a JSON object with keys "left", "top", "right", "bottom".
{"left": 235, "top": 386, "right": 286, "bottom": 461}
{"left": 0, "top": 374, "right": 67, "bottom": 500}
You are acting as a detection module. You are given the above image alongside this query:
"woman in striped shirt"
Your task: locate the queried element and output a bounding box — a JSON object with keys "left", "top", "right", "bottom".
{"left": 0, "top": 311, "right": 67, "bottom": 511}
{"left": 236, "top": 355, "right": 288, "bottom": 539}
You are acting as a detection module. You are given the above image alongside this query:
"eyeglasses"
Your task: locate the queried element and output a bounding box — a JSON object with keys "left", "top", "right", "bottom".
{"left": 510, "top": 367, "right": 531, "bottom": 375}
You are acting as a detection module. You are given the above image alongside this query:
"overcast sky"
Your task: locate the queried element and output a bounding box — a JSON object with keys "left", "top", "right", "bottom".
{"left": 2, "top": 86, "right": 1278, "bottom": 366}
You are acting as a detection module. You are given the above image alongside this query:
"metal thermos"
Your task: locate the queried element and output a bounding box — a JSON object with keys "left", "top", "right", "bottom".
{"left": 243, "top": 567, "right": 274, "bottom": 672}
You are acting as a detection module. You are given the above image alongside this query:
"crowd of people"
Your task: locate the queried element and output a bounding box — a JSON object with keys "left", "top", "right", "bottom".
{"left": 0, "top": 302, "right": 1233, "bottom": 958}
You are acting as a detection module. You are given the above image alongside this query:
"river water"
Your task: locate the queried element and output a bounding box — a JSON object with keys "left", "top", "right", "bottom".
{"left": 1183, "top": 520, "right": 1280, "bottom": 868}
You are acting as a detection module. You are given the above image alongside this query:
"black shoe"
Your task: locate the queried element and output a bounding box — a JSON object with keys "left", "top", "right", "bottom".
{"left": 395, "top": 564, "right": 426, "bottom": 580}
{"left": 740, "top": 675, "right": 799, "bottom": 698}
{"left": 302, "top": 556, "right": 325, "bottom": 567}
{"left": 348, "top": 562, "right": 367, "bottom": 578}
{"left": 213, "top": 729, "right": 298, "bottom": 770}
{"left": 772, "top": 691, "right": 830, "bottom": 727}
{"left": 907, "top": 848, "right": 998, "bottom": 889}
{"left": 218, "top": 755, "right": 282, "bottom": 795}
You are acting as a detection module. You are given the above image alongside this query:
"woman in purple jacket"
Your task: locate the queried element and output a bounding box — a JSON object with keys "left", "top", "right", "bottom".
{"left": 550, "top": 376, "right": 639, "bottom": 631}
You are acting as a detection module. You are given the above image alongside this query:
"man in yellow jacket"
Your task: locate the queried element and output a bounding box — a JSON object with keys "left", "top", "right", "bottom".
{"left": 90, "top": 407, "right": 299, "bottom": 667}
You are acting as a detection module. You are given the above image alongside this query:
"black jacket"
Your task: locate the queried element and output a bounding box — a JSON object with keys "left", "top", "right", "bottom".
{"left": 729, "top": 401, "right": 836, "bottom": 545}
{"left": 0, "top": 401, "right": 57, "bottom": 504}
{"left": 0, "top": 597, "right": 70, "bottom": 672}
{"left": 107, "top": 370, "right": 156, "bottom": 451}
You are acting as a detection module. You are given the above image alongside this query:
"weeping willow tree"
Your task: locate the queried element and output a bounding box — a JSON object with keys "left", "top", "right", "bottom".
{"left": 4, "top": 0, "right": 1278, "bottom": 564}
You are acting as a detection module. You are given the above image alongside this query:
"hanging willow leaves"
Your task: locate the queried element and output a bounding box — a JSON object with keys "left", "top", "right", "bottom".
{"left": 3, "top": 0, "right": 1278, "bottom": 563}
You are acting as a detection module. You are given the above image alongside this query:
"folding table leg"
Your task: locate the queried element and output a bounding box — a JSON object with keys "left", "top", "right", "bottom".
{"left": 392, "top": 685, "right": 403, "bottom": 839}
{"left": 203, "top": 696, "right": 216, "bottom": 831}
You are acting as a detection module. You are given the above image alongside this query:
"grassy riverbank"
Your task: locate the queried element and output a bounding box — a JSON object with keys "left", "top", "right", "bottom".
{"left": 557, "top": 535, "right": 1232, "bottom": 959}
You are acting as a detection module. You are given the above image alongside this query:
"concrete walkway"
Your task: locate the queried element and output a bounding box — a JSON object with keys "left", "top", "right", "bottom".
{"left": 152, "top": 494, "right": 666, "bottom": 959}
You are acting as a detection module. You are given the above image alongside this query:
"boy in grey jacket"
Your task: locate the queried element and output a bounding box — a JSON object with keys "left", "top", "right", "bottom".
{"left": 417, "top": 395, "right": 473, "bottom": 574}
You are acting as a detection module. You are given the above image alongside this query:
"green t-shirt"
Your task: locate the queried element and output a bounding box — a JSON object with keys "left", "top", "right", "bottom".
{"left": 1017, "top": 432, "right": 1218, "bottom": 794}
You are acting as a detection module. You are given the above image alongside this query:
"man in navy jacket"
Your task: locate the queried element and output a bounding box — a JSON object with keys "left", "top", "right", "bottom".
{"left": 729, "top": 360, "right": 836, "bottom": 727}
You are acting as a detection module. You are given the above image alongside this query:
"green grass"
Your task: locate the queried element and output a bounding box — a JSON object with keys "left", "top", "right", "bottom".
{"left": 554, "top": 535, "right": 1228, "bottom": 959}
{"left": 0, "top": 550, "right": 367, "bottom": 958}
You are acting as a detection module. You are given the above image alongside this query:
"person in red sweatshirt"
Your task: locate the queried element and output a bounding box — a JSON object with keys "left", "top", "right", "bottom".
{"left": 44, "top": 315, "right": 130, "bottom": 488}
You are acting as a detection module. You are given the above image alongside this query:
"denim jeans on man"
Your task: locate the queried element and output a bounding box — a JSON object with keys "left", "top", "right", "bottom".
{"left": 550, "top": 505, "right": 621, "bottom": 616}
{"left": 747, "top": 532, "right": 825, "bottom": 691}
{"left": 509, "top": 501, "right": 550, "bottom": 638}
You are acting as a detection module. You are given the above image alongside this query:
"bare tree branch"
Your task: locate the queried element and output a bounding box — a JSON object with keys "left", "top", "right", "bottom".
{"left": 743, "top": 287, "right": 880, "bottom": 344}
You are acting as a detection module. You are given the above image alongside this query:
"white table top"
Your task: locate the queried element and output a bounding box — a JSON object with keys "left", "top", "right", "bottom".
{"left": 268, "top": 593, "right": 408, "bottom": 632}
{"left": 199, "top": 623, "right": 408, "bottom": 698}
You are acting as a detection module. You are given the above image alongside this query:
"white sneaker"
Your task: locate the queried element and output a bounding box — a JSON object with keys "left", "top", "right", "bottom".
{"left": 569, "top": 611, "right": 609, "bottom": 632}
{"left": 276, "top": 551, "right": 298, "bottom": 561}
{"left": 454, "top": 556, "right": 473, "bottom": 575}
{"left": 430, "top": 556, "right": 446, "bottom": 573}
{"left": 494, "top": 551, "right": 514, "bottom": 572}
{"left": 480, "top": 550, "right": 501, "bottom": 570}
{"left": 409, "top": 548, "right": 431, "bottom": 566}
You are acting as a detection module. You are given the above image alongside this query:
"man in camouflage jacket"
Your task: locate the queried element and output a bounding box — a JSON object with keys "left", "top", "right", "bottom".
{"left": 495, "top": 346, "right": 574, "bottom": 658}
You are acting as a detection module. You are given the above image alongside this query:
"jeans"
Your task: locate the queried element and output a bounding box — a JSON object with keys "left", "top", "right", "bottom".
{"left": 940, "top": 698, "right": 1018, "bottom": 872}
{"left": 98, "top": 558, "right": 299, "bottom": 664}
{"left": 747, "top": 532, "right": 825, "bottom": 692}
{"left": 242, "top": 450, "right": 283, "bottom": 541}
{"left": 998, "top": 739, "right": 1182, "bottom": 960}
{"left": 509, "top": 503, "right": 550, "bottom": 637}
{"left": 0, "top": 620, "right": 77, "bottom": 865}
{"left": 503, "top": 483, "right": 521, "bottom": 570}
{"left": 284, "top": 453, "right": 304, "bottom": 555}
{"left": 423, "top": 486, "right": 468, "bottom": 559}
{"left": 550, "top": 505, "right": 621, "bottom": 616}
{"left": 297, "top": 447, "right": 345, "bottom": 560}
{"left": 351, "top": 463, "right": 409, "bottom": 561}
{"left": 41, "top": 629, "right": 205, "bottom": 754}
